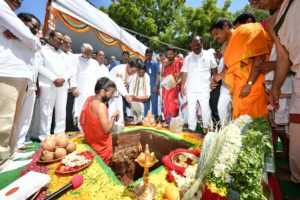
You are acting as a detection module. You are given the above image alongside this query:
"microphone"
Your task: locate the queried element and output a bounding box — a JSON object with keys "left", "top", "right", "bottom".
{"left": 44, "top": 175, "right": 84, "bottom": 200}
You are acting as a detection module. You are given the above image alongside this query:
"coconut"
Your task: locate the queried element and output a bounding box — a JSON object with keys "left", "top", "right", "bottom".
{"left": 56, "top": 137, "right": 69, "bottom": 148}
{"left": 42, "top": 140, "right": 56, "bottom": 152}
{"left": 66, "top": 142, "right": 77, "bottom": 153}
{"left": 41, "top": 150, "right": 54, "bottom": 161}
{"left": 54, "top": 148, "right": 67, "bottom": 159}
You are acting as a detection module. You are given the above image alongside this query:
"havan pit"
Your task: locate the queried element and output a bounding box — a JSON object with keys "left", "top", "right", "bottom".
{"left": 109, "top": 130, "right": 193, "bottom": 185}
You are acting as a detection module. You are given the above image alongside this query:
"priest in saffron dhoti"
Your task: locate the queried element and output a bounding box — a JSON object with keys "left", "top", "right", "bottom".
{"left": 161, "top": 47, "right": 183, "bottom": 123}
{"left": 128, "top": 64, "right": 151, "bottom": 122}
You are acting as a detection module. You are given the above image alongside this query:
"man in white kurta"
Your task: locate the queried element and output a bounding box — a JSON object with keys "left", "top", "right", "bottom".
{"left": 109, "top": 61, "right": 137, "bottom": 123}
{"left": 39, "top": 30, "right": 71, "bottom": 137}
{"left": 96, "top": 50, "right": 110, "bottom": 78}
{"left": 70, "top": 43, "right": 99, "bottom": 124}
{"left": 0, "top": 0, "right": 41, "bottom": 162}
{"left": 129, "top": 64, "right": 151, "bottom": 121}
{"left": 16, "top": 13, "right": 58, "bottom": 147}
{"left": 181, "top": 36, "right": 217, "bottom": 132}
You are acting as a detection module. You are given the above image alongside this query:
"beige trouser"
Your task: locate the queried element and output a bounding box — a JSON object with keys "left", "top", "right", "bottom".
{"left": 0, "top": 77, "right": 27, "bottom": 162}
{"left": 289, "top": 123, "right": 300, "bottom": 183}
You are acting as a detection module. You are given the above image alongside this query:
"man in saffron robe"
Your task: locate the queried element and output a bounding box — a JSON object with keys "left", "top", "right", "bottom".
{"left": 161, "top": 47, "right": 183, "bottom": 123}
{"left": 223, "top": 22, "right": 271, "bottom": 119}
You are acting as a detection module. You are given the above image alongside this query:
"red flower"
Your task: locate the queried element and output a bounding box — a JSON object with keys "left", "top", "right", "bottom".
{"left": 166, "top": 171, "right": 175, "bottom": 182}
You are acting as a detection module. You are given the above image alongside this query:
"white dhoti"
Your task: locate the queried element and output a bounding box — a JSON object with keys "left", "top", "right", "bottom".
{"left": 187, "top": 92, "right": 211, "bottom": 130}
{"left": 39, "top": 85, "right": 68, "bottom": 136}
{"left": 108, "top": 94, "right": 124, "bottom": 123}
{"left": 217, "top": 85, "right": 231, "bottom": 126}
{"left": 16, "top": 89, "right": 36, "bottom": 148}
{"left": 27, "top": 96, "right": 41, "bottom": 139}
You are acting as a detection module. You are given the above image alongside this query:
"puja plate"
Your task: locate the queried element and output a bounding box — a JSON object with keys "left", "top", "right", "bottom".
{"left": 38, "top": 157, "right": 62, "bottom": 164}
{"left": 171, "top": 152, "right": 198, "bottom": 168}
{"left": 55, "top": 151, "right": 95, "bottom": 174}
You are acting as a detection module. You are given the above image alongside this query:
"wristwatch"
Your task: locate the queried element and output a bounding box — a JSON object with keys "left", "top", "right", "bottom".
{"left": 247, "top": 81, "right": 253, "bottom": 86}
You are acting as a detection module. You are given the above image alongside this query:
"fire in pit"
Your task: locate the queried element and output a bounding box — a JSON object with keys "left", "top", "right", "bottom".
{"left": 109, "top": 130, "right": 193, "bottom": 185}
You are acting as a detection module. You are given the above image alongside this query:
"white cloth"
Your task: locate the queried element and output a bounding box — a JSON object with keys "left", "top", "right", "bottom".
{"left": 276, "top": 0, "right": 300, "bottom": 115}
{"left": 108, "top": 64, "right": 135, "bottom": 123}
{"left": 16, "top": 89, "right": 36, "bottom": 148}
{"left": 17, "top": 51, "right": 55, "bottom": 146}
{"left": 216, "top": 58, "right": 231, "bottom": 126}
{"left": 187, "top": 92, "right": 211, "bottom": 130}
{"left": 39, "top": 85, "right": 68, "bottom": 136}
{"left": 51, "top": 0, "right": 147, "bottom": 55}
{"left": 129, "top": 73, "right": 151, "bottom": 97}
{"left": 96, "top": 63, "right": 110, "bottom": 79}
{"left": 39, "top": 44, "right": 71, "bottom": 87}
{"left": 128, "top": 73, "right": 151, "bottom": 119}
{"left": 265, "top": 45, "right": 294, "bottom": 124}
{"left": 0, "top": 0, "right": 41, "bottom": 78}
{"left": 181, "top": 51, "right": 217, "bottom": 93}
{"left": 218, "top": 90, "right": 232, "bottom": 126}
{"left": 276, "top": 0, "right": 300, "bottom": 79}
{"left": 109, "top": 64, "right": 134, "bottom": 96}
{"left": 71, "top": 55, "right": 100, "bottom": 117}
{"left": 59, "top": 50, "right": 76, "bottom": 88}
{"left": 39, "top": 44, "right": 69, "bottom": 135}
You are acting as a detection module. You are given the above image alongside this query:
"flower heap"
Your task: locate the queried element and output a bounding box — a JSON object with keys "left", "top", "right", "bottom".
{"left": 201, "top": 116, "right": 273, "bottom": 200}
{"left": 172, "top": 165, "right": 199, "bottom": 195}
{"left": 205, "top": 123, "right": 243, "bottom": 197}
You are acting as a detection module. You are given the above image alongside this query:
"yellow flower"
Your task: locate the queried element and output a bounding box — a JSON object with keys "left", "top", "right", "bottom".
{"left": 46, "top": 128, "right": 203, "bottom": 199}
{"left": 206, "top": 182, "right": 228, "bottom": 197}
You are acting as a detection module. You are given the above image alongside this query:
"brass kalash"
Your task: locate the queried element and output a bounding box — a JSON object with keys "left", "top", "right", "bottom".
{"left": 134, "top": 144, "right": 158, "bottom": 200}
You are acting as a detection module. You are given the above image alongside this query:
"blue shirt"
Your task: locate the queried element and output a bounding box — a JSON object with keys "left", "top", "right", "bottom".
{"left": 143, "top": 60, "right": 160, "bottom": 88}
{"left": 109, "top": 60, "right": 121, "bottom": 71}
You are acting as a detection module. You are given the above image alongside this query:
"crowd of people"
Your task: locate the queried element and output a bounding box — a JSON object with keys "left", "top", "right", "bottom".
{"left": 0, "top": 0, "right": 299, "bottom": 189}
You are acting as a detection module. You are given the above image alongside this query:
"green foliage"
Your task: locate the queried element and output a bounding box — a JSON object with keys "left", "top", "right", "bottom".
{"left": 100, "top": 0, "right": 268, "bottom": 52}
{"left": 231, "top": 118, "right": 273, "bottom": 200}
{"left": 233, "top": 5, "right": 270, "bottom": 22}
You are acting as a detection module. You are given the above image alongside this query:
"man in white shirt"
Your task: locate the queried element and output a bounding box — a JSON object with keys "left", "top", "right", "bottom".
{"left": 109, "top": 61, "right": 137, "bottom": 123}
{"left": 39, "top": 30, "right": 71, "bottom": 138}
{"left": 181, "top": 36, "right": 217, "bottom": 133}
{"left": 16, "top": 13, "right": 58, "bottom": 148}
{"left": 96, "top": 50, "right": 110, "bottom": 78}
{"left": 0, "top": 0, "right": 41, "bottom": 162}
{"left": 128, "top": 64, "right": 151, "bottom": 121}
{"left": 70, "top": 43, "right": 100, "bottom": 126}
{"left": 59, "top": 34, "right": 77, "bottom": 131}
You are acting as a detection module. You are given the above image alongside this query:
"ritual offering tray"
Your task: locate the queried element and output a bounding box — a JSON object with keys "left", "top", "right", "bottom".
{"left": 56, "top": 151, "right": 94, "bottom": 174}
{"left": 38, "top": 133, "right": 77, "bottom": 163}
{"left": 172, "top": 152, "right": 198, "bottom": 168}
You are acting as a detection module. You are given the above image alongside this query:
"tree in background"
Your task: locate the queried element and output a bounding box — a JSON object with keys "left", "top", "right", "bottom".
{"left": 100, "top": 0, "right": 268, "bottom": 52}
{"left": 233, "top": 5, "right": 270, "bottom": 23}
